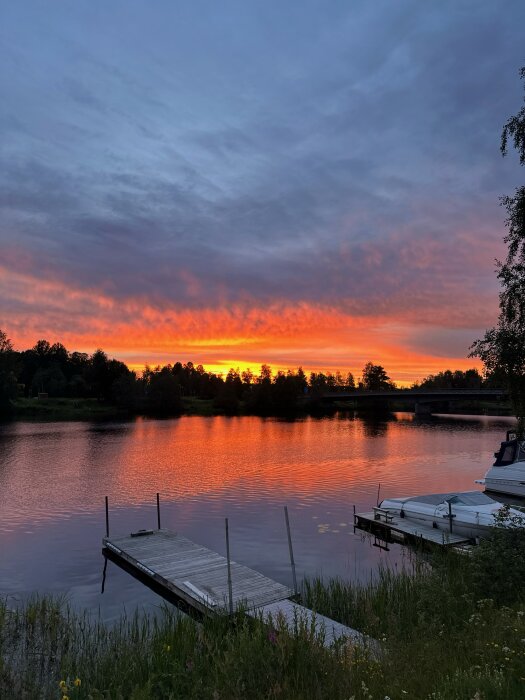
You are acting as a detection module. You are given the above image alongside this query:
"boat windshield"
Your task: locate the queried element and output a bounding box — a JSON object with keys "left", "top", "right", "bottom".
{"left": 407, "top": 492, "right": 494, "bottom": 506}
{"left": 493, "top": 439, "right": 525, "bottom": 466}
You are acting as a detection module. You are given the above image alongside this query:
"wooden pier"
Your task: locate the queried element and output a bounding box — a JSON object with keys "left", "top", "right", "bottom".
{"left": 354, "top": 510, "right": 472, "bottom": 548}
{"left": 103, "top": 512, "right": 370, "bottom": 648}
{"left": 104, "top": 529, "right": 293, "bottom": 614}
{"left": 247, "top": 599, "right": 369, "bottom": 648}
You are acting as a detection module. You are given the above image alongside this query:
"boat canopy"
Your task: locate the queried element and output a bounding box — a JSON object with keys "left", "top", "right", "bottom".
{"left": 403, "top": 491, "right": 495, "bottom": 507}
{"left": 493, "top": 439, "right": 525, "bottom": 466}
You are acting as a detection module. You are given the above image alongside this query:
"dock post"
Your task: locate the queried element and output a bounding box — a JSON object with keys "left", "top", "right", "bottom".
{"left": 225, "top": 518, "right": 234, "bottom": 615}
{"left": 353, "top": 504, "right": 356, "bottom": 526}
{"left": 156, "top": 493, "right": 161, "bottom": 530}
{"left": 376, "top": 483, "right": 381, "bottom": 507}
{"left": 101, "top": 556, "right": 108, "bottom": 594}
{"left": 284, "top": 506, "right": 298, "bottom": 596}
{"left": 105, "top": 496, "right": 109, "bottom": 537}
{"left": 448, "top": 501, "right": 453, "bottom": 534}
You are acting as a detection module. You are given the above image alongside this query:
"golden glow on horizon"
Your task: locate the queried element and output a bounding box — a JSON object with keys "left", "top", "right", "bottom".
{"left": 0, "top": 262, "right": 486, "bottom": 385}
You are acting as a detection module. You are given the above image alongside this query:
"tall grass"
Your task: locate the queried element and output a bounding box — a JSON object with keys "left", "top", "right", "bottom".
{"left": 3, "top": 535, "right": 525, "bottom": 698}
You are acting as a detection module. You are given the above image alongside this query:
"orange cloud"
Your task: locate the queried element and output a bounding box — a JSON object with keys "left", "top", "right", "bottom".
{"left": 0, "top": 263, "right": 487, "bottom": 385}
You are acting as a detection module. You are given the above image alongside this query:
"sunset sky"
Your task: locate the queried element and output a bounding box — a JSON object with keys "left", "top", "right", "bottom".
{"left": 1, "top": 1, "right": 524, "bottom": 384}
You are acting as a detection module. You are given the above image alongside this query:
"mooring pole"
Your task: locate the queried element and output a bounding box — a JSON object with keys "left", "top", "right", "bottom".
{"left": 284, "top": 506, "right": 298, "bottom": 595}
{"left": 225, "top": 518, "right": 234, "bottom": 615}
{"left": 101, "top": 556, "right": 108, "bottom": 594}
{"left": 156, "top": 492, "right": 161, "bottom": 530}
{"left": 105, "top": 496, "right": 109, "bottom": 537}
{"left": 376, "top": 483, "right": 381, "bottom": 507}
{"left": 448, "top": 500, "right": 453, "bottom": 534}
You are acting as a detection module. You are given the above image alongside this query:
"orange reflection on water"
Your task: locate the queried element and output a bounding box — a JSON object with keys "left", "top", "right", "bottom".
{"left": 0, "top": 414, "right": 503, "bottom": 536}
{"left": 106, "top": 414, "right": 490, "bottom": 505}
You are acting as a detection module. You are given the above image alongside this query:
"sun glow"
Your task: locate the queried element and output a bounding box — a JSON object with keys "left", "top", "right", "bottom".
{"left": 0, "top": 263, "right": 485, "bottom": 385}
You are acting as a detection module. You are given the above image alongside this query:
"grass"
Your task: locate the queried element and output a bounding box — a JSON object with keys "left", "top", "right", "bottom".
{"left": 303, "top": 559, "right": 525, "bottom": 699}
{"left": 12, "top": 398, "right": 128, "bottom": 421}
{"left": 181, "top": 397, "right": 216, "bottom": 416}
{"left": 3, "top": 535, "right": 525, "bottom": 699}
{"left": 7, "top": 396, "right": 511, "bottom": 423}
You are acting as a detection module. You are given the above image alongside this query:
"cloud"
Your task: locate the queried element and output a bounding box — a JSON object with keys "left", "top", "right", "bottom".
{"left": 0, "top": 263, "right": 488, "bottom": 384}
{"left": 1, "top": 0, "right": 524, "bottom": 381}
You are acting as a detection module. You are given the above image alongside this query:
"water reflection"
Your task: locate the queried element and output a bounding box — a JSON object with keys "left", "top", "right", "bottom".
{"left": 0, "top": 412, "right": 516, "bottom": 619}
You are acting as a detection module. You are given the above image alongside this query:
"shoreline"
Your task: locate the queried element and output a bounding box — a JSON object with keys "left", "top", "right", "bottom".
{"left": 3, "top": 539, "right": 525, "bottom": 698}
{"left": 1, "top": 396, "right": 515, "bottom": 422}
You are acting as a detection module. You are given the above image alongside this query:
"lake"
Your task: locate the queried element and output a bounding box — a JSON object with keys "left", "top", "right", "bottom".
{"left": 0, "top": 412, "right": 514, "bottom": 621}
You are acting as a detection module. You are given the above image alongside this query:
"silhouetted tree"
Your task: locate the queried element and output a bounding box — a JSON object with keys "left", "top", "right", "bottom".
{"left": 471, "top": 67, "right": 525, "bottom": 434}
{"left": 33, "top": 339, "right": 51, "bottom": 361}
{"left": 0, "top": 330, "right": 13, "bottom": 353}
{"left": 416, "top": 368, "right": 483, "bottom": 390}
{"left": 309, "top": 372, "right": 328, "bottom": 395}
{"left": 272, "top": 370, "right": 300, "bottom": 413}
{"left": 245, "top": 365, "right": 273, "bottom": 413}
{"left": 241, "top": 368, "right": 254, "bottom": 387}
{"left": 361, "top": 362, "right": 393, "bottom": 391}
{"left": 212, "top": 384, "right": 240, "bottom": 414}
{"left": 143, "top": 366, "right": 182, "bottom": 415}
{"left": 0, "top": 329, "right": 17, "bottom": 411}
{"left": 295, "top": 367, "right": 308, "bottom": 394}
{"left": 225, "top": 368, "right": 243, "bottom": 399}
{"left": 85, "top": 349, "right": 131, "bottom": 401}
{"left": 111, "top": 373, "right": 138, "bottom": 410}
{"left": 32, "top": 366, "right": 67, "bottom": 397}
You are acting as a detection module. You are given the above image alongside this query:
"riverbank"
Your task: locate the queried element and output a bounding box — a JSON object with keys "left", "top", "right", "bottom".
{"left": 5, "top": 396, "right": 514, "bottom": 421}
{"left": 6, "top": 397, "right": 235, "bottom": 421}
{"left": 9, "top": 397, "right": 129, "bottom": 421}
{"left": 3, "top": 528, "right": 525, "bottom": 699}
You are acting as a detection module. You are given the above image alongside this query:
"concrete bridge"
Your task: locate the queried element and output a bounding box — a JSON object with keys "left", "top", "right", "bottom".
{"left": 318, "top": 388, "right": 508, "bottom": 415}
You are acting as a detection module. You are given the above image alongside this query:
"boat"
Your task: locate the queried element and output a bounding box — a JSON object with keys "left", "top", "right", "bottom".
{"left": 476, "top": 431, "right": 525, "bottom": 498}
{"left": 378, "top": 490, "right": 523, "bottom": 539}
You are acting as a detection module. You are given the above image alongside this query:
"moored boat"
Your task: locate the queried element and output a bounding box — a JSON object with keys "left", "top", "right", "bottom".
{"left": 379, "top": 490, "right": 523, "bottom": 539}
{"left": 476, "top": 431, "right": 525, "bottom": 498}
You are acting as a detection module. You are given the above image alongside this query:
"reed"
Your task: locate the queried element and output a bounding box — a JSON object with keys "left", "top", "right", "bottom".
{"left": 2, "top": 541, "right": 525, "bottom": 698}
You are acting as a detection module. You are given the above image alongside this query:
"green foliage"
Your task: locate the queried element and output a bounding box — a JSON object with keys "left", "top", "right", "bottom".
{"left": 471, "top": 66, "right": 525, "bottom": 435}
{"left": 0, "top": 329, "right": 18, "bottom": 411}
{"left": 12, "top": 397, "right": 126, "bottom": 420}
{"left": 501, "top": 67, "right": 525, "bottom": 165}
{"left": 0, "top": 329, "right": 13, "bottom": 353}
{"left": 5, "top": 541, "right": 525, "bottom": 699}
{"left": 468, "top": 506, "right": 525, "bottom": 605}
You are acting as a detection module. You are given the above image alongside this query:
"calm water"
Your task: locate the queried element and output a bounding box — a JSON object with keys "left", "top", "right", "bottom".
{"left": 0, "top": 412, "right": 514, "bottom": 620}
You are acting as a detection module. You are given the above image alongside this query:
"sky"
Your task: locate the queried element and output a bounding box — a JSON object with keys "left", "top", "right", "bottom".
{"left": 1, "top": 1, "right": 524, "bottom": 384}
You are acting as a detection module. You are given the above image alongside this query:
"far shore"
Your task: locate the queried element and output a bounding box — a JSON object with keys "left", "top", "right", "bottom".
{"left": 0, "top": 396, "right": 514, "bottom": 422}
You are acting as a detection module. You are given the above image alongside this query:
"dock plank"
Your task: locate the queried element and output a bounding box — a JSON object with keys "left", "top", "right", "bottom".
{"left": 104, "top": 529, "right": 293, "bottom": 611}
{"left": 103, "top": 527, "right": 373, "bottom": 651}
{"left": 248, "top": 599, "right": 374, "bottom": 650}
{"left": 355, "top": 512, "right": 471, "bottom": 546}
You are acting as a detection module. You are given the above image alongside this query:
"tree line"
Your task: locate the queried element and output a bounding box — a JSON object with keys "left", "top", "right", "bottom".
{"left": 0, "top": 328, "right": 492, "bottom": 417}
{"left": 471, "top": 66, "right": 525, "bottom": 434}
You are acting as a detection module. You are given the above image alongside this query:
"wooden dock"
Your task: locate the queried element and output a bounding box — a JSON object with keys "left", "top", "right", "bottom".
{"left": 104, "top": 529, "right": 293, "bottom": 613}
{"left": 103, "top": 527, "right": 370, "bottom": 649}
{"left": 354, "top": 511, "right": 472, "bottom": 547}
{"left": 247, "top": 599, "right": 370, "bottom": 648}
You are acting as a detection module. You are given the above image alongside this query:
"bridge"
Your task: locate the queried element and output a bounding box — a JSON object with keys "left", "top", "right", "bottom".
{"left": 318, "top": 388, "right": 508, "bottom": 415}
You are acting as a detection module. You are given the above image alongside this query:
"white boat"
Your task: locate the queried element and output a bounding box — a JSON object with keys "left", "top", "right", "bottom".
{"left": 476, "top": 431, "right": 525, "bottom": 498}
{"left": 379, "top": 491, "right": 523, "bottom": 539}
